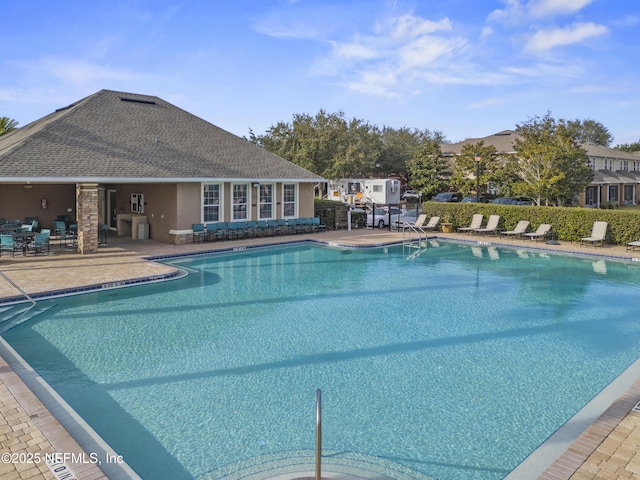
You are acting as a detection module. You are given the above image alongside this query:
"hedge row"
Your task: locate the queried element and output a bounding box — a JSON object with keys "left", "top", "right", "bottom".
{"left": 420, "top": 203, "right": 640, "bottom": 245}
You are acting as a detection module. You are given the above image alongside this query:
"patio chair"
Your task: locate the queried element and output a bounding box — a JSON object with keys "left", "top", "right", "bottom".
{"left": 192, "top": 223, "right": 206, "bottom": 243}
{"left": 311, "top": 217, "right": 326, "bottom": 233}
{"left": 98, "top": 224, "right": 108, "bottom": 246}
{"left": 580, "top": 221, "right": 608, "bottom": 247}
{"left": 54, "top": 220, "right": 77, "bottom": 247}
{"left": 267, "top": 219, "right": 281, "bottom": 235}
{"left": 226, "top": 221, "right": 246, "bottom": 239}
{"left": 303, "top": 217, "right": 315, "bottom": 233}
{"left": 474, "top": 215, "right": 501, "bottom": 235}
{"left": 0, "top": 234, "right": 20, "bottom": 257}
{"left": 523, "top": 224, "right": 552, "bottom": 241}
{"left": 205, "top": 222, "right": 226, "bottom": 241}
{"left": 26, "top": 232, "right": 50, "bottom": 256}
{"left": 500, "top": 220, "right": 530, "bottom": 238}
{"left": 457, "top": 214, "right": 484, "bottom": 234}
{"left": 278, "top": 218, "right": 291, "bottom": 234}
{"left": 256, "top": 220, "right": 269, "bottom": 237}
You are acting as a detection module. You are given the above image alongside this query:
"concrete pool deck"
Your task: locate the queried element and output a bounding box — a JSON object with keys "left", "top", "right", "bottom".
{"left": 1, "top": 228, "right": 640, "bottom": 480}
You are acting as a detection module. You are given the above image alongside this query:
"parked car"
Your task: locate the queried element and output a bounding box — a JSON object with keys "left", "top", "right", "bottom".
{"left": 402, "top": 190, "right": 421, "bottom": 201}
{"left": 366, "top": 207, "right": 403, "bottom": 228}
{"left": 492, "top": 197, "right": 532, "bottom": 206}
{"left": 461, "top": 195, "right": 495, "bottom": 203}
{"left": 393, "top": 209, "right": 420, "bottom": 228}
{"left": 429, "top": 192, "right": 462, "bottom": 202}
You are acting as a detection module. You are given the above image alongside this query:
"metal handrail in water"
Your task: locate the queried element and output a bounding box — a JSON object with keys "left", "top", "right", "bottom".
{"left": 316, "top": 388, "right": 322, "bottom": 480}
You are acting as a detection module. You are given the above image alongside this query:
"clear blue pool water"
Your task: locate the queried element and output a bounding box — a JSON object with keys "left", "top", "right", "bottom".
{"left": 4, "top": 241, "right": 640, "bottom": 480}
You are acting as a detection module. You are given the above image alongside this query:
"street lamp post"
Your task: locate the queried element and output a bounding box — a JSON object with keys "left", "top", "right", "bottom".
{"left": 474, "top": 153, "right": 481, "bottom": 203}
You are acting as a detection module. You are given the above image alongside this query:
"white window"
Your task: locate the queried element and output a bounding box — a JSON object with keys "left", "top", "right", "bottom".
{"left": 372, "top": 185, "right": 383, "bottom": 192}
{"left": 203, "top": 184, "right": 222, "bottom": 222}
{"left": 282, "top": 184, "right": 297, "bottom": 218}
{"left": 232, "top": 184, "right": 249, "bottom": 220}
{"left": 604, "top": 158, "right": 613, "bottom": 170}
{"left": 633, "top": 161, "right": 640, "bottom": 172}
{"left": 258, "top": 184, "right": 274, "bottom": 219}
{"left": 586, "top": 157, "right": 596, "bottom": 170}
{"left": 621, "top": 160, "right": 629, "bottom": 171}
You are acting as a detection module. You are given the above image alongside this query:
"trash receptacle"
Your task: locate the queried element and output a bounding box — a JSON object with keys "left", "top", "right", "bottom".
{"left": 137, "top": 223, "right": 149, "bottom": 240}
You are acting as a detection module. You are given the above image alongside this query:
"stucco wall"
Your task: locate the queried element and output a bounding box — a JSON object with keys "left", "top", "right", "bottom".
{"left": 0, "top": 184, "right": 76, "bottom": 230}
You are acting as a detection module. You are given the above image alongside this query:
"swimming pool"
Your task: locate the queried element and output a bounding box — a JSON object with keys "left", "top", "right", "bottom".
{"left": 3, "top": 241, "right": 640, "bottom": 480}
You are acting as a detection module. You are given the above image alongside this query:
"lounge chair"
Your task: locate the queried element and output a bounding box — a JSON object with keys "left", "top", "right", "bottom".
{"left": 420, "top": 216, "right": 440, "bottom": 231}
{"left": 402, "top": 215, "right": 439, "bottom": 233}
{"left": 500, "top": 220, "right": 529, "bottom": 238}
{"left": 457, "top": 214, "right": 484, "bottom": 234}
{"left": 409, "top": 214, "right": 427, "bottom": 227}
{"left": 580, "top": 221, "right": 608, "bottom": 247}
{"left": 523, "top": 224, "right": 552, "bottom": 241}
{"left": 474, "top": 215, "right": 501, "bottom": 235}
{"left": 627, "top": 240, "right": 640, "bottom": 252}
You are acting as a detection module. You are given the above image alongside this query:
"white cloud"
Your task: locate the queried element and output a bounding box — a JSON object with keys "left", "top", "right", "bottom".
{"left": 488, "top": 0, "right": 595, "bottom": 24}
{"left": 44, "top": 59, "right": 139, "bottom": 84}
{"left": 525, "top": 22, "right": 608, "bottom": 52}
{"left": 332, "top": 40, "right": 379, "bottom": 60}
{"left": 322, "top": 13, "right": 468, "bottom": 97}
{"left": 528, "top": 0, "right": 595, "bottom": 18}
{"left": 488, "top": 0, "right": 526, "bottom": 25}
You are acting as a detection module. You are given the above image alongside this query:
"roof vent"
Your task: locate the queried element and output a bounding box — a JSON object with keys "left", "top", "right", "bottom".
{"left": 55, "top": 103, "right": 75, "bottom": 112}
{"left": 120, "top": 97, "right": 156, "bottom": 105}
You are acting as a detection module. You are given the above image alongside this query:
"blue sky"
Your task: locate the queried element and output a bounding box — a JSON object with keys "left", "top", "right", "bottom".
{"left": 2, "top": 0, "right": 639, "bottom": 145}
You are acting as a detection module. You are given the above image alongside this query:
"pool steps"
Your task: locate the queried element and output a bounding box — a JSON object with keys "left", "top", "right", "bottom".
{"left": 0, "top": 303, "right": 56, "bottom": 333}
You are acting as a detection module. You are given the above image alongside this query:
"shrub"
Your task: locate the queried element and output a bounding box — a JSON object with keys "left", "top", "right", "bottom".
{"left": 420, "top": 202, "right": 640, "bottom": 245}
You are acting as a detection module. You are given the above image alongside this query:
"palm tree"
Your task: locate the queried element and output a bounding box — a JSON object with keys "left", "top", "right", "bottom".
{"left": 0, "top": 117, "right": 19, "bottom": 136}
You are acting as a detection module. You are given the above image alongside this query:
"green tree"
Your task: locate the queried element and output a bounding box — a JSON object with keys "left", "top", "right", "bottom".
{"left": 450, "top": 142, "right": 517, "bottom": 197}
{"left": 378, "top": 127, "right": 446, "bottom": 183}
{"left": 249, "top": 110, "right": 381, "bottom": 180}
{"left": 616, "top": 141, "right": 640, "bottom": 152}
{"left": 0, "top": 117, "right": 18, "bottom": 136}
{"left": 406, "top": 141, "right": 450, "bottom": 198}
{"left": 565, "top": 118, "right": 612, "bottom": 146}
{"left": 510, "top": 114, "right": 592, "bottom": 206}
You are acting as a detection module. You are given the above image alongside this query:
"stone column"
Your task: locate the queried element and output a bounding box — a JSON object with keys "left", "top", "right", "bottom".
{"left": 76, "top": 183, "right": 99, "bottom": 254}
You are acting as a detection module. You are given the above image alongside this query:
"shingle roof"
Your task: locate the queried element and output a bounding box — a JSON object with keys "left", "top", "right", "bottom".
{"left": 442, "top": 130, "right": 519, "bottom": 155}
{"left": 442, "top": 129, "right": 640, "bottom": 161}
{"left": 0, "top": 89, "right": 324, "bottom": 183}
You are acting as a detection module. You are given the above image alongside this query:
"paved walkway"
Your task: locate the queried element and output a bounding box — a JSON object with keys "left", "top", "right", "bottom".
{"left": 0, "top": 229, "right": 639, "bottom": 479}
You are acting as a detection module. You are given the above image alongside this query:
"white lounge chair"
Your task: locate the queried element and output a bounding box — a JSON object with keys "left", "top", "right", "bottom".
{"left": 580, "top": 221, "right": 607, "bottom": 247}
{"left": 411, "top": 214, "right": 427, "bottom": 225}
{"left": 403, "top": 215, "right": 440, "bottom": 235}
{"left": 457, "top": 214, "right": 483, "bottom": 234}
{"left": 627, "top": 240, "right": 640, "bottom": 252}
{"left": 500, "top": 220, "right": 529, "bottom": 238}
{"left": 474, "top": 215, "right": 501, "bottom": 235}
{"left": 421, "top": 216, "right": 440, "bottom": 231}
{"left": 523, "top": 224, "right": 552, "bottom": 241}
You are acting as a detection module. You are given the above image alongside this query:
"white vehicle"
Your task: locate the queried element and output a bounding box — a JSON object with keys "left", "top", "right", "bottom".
{"left": 327, "top": 178, "right": 401, "bottom": 206}
{"left": 366, "top": 207, "right": 403, "bottom": 228}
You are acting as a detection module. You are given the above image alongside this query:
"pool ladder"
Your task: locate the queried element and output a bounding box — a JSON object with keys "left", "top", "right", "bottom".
{"left": 402, "top": 223, "right": 428, "bottom": 259}
{"left": 316, "top": 388, "right": 322, "bottom": 480}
